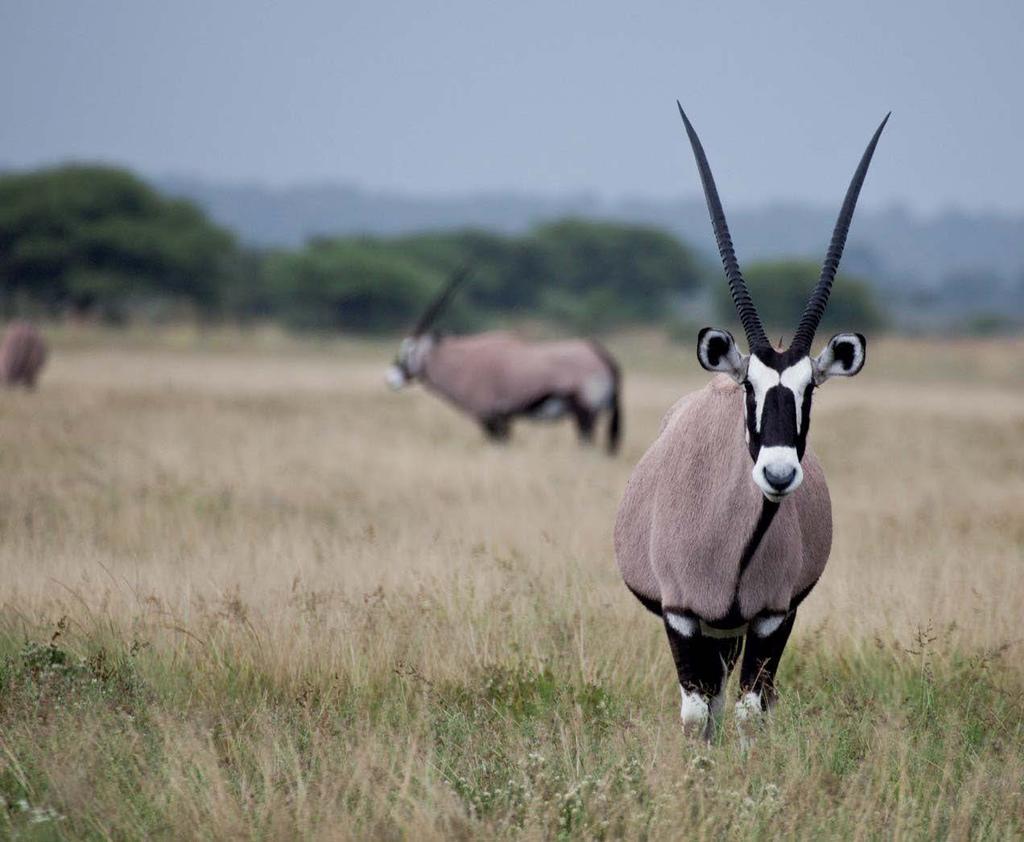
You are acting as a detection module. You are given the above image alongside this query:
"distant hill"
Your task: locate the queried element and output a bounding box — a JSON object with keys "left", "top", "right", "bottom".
{"left": 146, "top": 177, "right": 1019, "bottom": 329}
{"left": 158, "top": 176, "right": 1024, "bottom": 284}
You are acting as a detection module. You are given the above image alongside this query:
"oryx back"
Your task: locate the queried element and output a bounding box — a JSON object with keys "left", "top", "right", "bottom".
{"left": 423, "top": 332, "right": 614, "bottom": 419}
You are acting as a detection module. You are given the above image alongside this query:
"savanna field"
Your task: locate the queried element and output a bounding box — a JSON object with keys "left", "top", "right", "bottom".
{"left": 0, "top": 328, "right": 1022, "bottom": 840}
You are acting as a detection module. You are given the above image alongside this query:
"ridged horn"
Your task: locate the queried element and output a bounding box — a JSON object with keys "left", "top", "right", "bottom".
{"left": 790, "top": 113, "right": 890, "bottom": 353}
{"left": 677, "top": 102, "right": 769, "bottom": 350}
{"left": 413, "top": 265, "right": 470, "bottom": 336}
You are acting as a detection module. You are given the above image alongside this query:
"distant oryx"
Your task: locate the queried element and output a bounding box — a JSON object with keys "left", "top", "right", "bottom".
{"left": 615, "top": 105, "right": 887, "bottom": 741}
{"left": 387, "top": 269, "right": 622, "bottom": 452}
{"left": 0, "top": 322, "right": 47, "bottom": 389}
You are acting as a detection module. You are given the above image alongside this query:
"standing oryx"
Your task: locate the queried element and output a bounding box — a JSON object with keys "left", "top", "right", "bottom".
{"left": 387, "top": 269, "right": 622, "bottom": 452}
{"left": 0, "top": 322, "right": 48, "bottom": 389}
{"left": 615, "top": 105, "right": 888, "bottom": 741}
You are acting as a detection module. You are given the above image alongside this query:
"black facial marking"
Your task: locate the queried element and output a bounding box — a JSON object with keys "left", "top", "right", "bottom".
{"left": 759, "top": 386, "right": 798, "bottom": 448}
{"left": 743, "top": 381, "right": 759, "bottom": 460}
{"left": 743, "top": 346, "right": 815, "bottom": 462}
{"left": 797, "top": 384, "right": 814, "bottom": 458}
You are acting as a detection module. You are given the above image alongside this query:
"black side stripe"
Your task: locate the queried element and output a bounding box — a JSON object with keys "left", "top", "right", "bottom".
{"left": 714, "top": 498, "right": 781, "bottom": 627}
{"left": 626, "top": 585, "right": 663, "bottom": 617}
{"left": 738, "top": 499, "right": 780, "bottom": 577}
{"left": 789, "top": 578, "right": 820, "bottom": 611}
{"left": 627, "top": 504, "right": 816, "bottom": 626}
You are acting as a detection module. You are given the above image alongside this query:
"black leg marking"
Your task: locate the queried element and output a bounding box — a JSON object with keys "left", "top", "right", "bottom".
{"left": 739, "top": 610, "right": 796, "bottom": 710}
{"left": 481, "top": 417, "right": 511, "bottom": 442}
{"left": 664, "top": 618, "right": 742, "bottom": 699}
{"left": 571, "top": 400, "right": 596, "bottom": 444}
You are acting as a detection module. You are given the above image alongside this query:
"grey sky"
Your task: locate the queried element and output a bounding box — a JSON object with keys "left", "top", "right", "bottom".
{"left": 1, "top": 1, "right": 1021, "bottom": 213}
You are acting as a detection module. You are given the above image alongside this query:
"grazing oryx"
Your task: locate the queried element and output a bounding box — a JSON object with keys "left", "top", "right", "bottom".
{"left": 0, "top": 322, "right": 48, "bottom": 389}
{"left": 615, "top": 105, "right": 887, "bottom": 741}
{"left": 387, "top": 269, "right": 622, "bottom": 453}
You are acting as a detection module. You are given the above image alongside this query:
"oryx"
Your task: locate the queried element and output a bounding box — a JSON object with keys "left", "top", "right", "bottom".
{"left": 387, "top": 269, "right": 622, "bottom": 452}
{"left": 615, "top": 105, "right": 888, "bottom": 740}
{"left": 0, "top": 322, "right": 47, "bottom": 389}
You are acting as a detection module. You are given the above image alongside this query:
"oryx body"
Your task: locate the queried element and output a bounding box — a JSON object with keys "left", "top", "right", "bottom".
{"left": 616, "top": 374, "right": 832, "bottom": 623}
{"left": 615, "top": 105, "right": 887, "bottom": 741}
{"left": 0, "top": 322, "right": 47, "bottom": 389}
{"left": 388, "top": 275, "right": 621, "bottom": 452}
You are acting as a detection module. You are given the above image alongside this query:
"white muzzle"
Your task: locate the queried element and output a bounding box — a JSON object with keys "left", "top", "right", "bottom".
{"left": 386, "top": 365, "right": 407, "bottom": 391}
{"left": 752, "top": 446, "right": 804, "bottom": 501}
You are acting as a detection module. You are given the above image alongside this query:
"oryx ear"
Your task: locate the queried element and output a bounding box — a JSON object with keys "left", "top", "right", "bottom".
{"left": 813, "top": 333, "right": 866, "bottom": 384}
{"left": 697, "top": 327, "right": 747, "bottom": 382}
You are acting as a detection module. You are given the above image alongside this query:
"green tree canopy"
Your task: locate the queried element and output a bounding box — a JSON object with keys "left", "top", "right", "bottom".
{"left": 0, "top": 165, "right": 237, "bottom": 317}
{"left": 263, "top": 239, "right": 443, "bottom": 333}
{"left": 710, "top": 259, "right": 884, "bottom": 342}
{"left": 278, "top": 220, "right": 703, "bottom": 334}
{"left": 532, "top": 219, "right": 702, "bottom": 325}
{"left": 386, "top": 229, "right": 546, "bottom": 312}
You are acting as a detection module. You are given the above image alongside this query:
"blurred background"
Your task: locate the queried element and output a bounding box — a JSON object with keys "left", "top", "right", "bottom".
{"left": 2, "top": 0, "right": 1023, "bottom": 338}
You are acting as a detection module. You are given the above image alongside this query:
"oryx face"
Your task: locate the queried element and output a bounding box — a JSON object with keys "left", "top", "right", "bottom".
{"left": 677, "top": 103, "right": 886, "bottom": 502}
{"left": 698, "top": 327, "right": 866, "bottom": 501}
{"left": 387, "top": 266, "right": 470, "bottom": 391}
{"left": 386, "top": 334, "right": 435, "bottom": 390}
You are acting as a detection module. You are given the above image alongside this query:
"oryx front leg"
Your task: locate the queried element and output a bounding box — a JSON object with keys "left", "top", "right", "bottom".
{"left": 480, "top": 416, "right": 511, "bottom": 442}
{"left": 664, "top": 612, "right": 742, "bottom": 741}
{"left": 735, "top": 611, "right": 796, "bottom": 749}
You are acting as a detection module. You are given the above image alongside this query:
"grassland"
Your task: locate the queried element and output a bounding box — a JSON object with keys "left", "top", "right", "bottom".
{"left": 0, "top": 327, "right": 1022, "bottom": 840}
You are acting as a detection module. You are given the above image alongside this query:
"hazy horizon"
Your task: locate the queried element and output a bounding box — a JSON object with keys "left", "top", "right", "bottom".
{"left": 3, "top": 1, "right": 1024, "bottom": 214}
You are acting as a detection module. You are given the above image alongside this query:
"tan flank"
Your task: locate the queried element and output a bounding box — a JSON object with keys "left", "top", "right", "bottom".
{"left": 422, "top": 331, "right": 616, "bottom": 417}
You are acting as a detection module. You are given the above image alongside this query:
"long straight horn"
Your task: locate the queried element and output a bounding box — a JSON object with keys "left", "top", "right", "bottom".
{"left": 677, "top": 102, "right": 769, "bottom": 350}
{"left": 413, "top": 265, "right": 470, "bottom": 335}
{"left": 790, "top": 113, "right": 890, "bottom": 353}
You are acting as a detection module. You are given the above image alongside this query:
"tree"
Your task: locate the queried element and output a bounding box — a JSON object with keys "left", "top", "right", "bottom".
{"left": 0, "top": 165, "right": 237, "bottom": 318}
{"left": 387, "top": 229, "right": 547, "bottom": 314}
{"left": 711, "top": 259, "right": 884, "bottom": 340}
{"left": 531, "top": 219, "right": 703, "bottom": 327}
{"left": 263, "top": 239, "right": 442, "bottom": 333}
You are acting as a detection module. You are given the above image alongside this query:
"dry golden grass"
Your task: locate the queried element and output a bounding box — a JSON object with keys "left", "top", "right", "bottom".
{"left": 0, "top": 327, "right": 1022, "bottom": 839}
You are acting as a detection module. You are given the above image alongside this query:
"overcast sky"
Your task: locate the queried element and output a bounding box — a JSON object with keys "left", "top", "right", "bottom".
{"left": 1, "top": 1, "right": 1021, "bottom": 213}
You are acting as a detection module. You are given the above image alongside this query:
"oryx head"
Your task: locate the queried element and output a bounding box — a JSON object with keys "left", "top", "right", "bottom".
{"left": 679, "top": 104, "right": 887, "bottom": 502}
{"left": 386, "top": 266, "right": 469, "bottom": 390}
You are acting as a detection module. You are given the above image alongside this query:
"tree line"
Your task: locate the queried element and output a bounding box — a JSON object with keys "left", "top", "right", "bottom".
{"left": 0, "top": 164, "right": 883, "bottom": 336}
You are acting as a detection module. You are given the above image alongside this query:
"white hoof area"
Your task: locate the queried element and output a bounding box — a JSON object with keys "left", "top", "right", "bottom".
{"left": 680, "top": 688, "right": 711, "bottom": 739}
{"left": 735, "top": 691, "right": 764, "bottom": 752}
